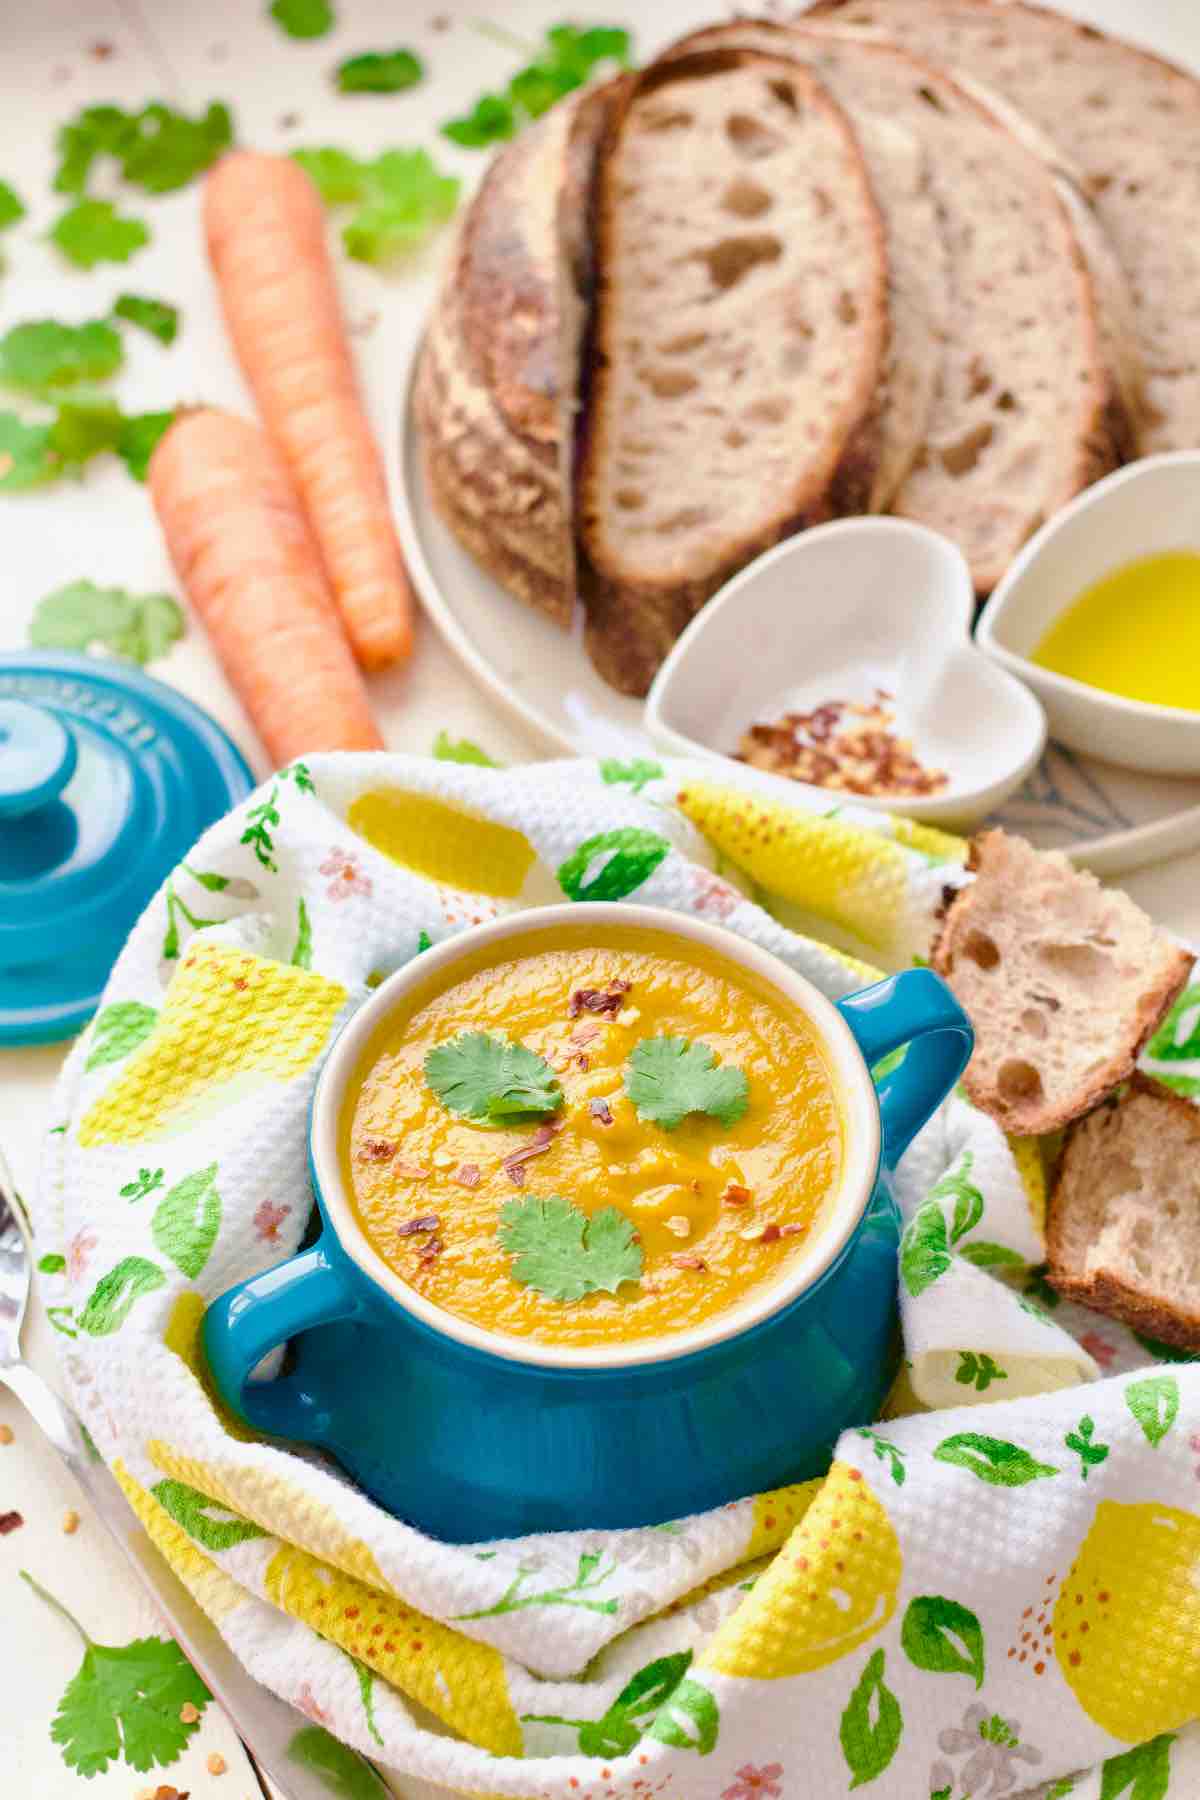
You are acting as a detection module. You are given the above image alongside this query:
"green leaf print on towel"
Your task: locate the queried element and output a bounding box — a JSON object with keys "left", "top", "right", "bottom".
{"left": 120, "top": 1166, "right": 163, "bottom": 1201}
{"left": 933, "top": 1433, "right": 1058, "bottom": 1487}
{"left": 858, "top": 1429, "right": 907, "bottom": 1486}
{"left": 22, "top": 1571, "right": 209, "bottom": 1776}
{"left": 151, "top": 1164, "right": 221, "bottom": 1278}
{"left": 77, "top": 1255, "right": 165, "bottom": 1334}
{"left": 933, "top": 1152, "right": 984, "bottom": 1244}
{"left": 342, "top": 1651, "right": 383, "bottom": 1747}
{"left": 901, "top": 1596, "right": 985, "bottom": 1689}
{"left": 287, "top": 1725, "right": 390, "bottom": 1796}
{"left": 900, "top": 1203, "right": 950, "bottom": 1298}
{"left": 557, "top": 827, "right": 670, "bottom": 902}
{"left": 1125, "top": 1374, "right": 1180, "bottom": 1447}
{"left": 454, "top": 1549, "right": 619, "bottom": 1620}
{"left": 522, "top": 1650, "right": 718, "bottom": 1758}
{"left": 955, "top": 1352, "right": 1008, "bottom": 1392}
{"left": 292, "top": 896, "right": 313, "bottom": 969}
{"left": 839, "top": 1648, "right": 902, "bottom": 1788}
{"left": 600, "top": 757, "right": 663, "bottom": 794}
{"left": 150, "top": 1477, "right": 266, "bottom": 1551}
{"left": 85, "top": 1001, "right": 158, "bottom": 1070}
{"left": 1064, "top": 1416, "right": 1110, "bottom": 1480}
{"left": 1099, "top": 1732, "right": 1175, "bottom": 1800}
{"left": 959, "top": 1241, "right": 1025, "bottom": 1269}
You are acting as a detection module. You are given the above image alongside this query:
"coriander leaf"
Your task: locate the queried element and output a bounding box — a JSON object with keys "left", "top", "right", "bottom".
{"left": 117, "top": 408, "right": 175, "bottom": 482}
{"left": 0, "top": 319, "right": 123, "bottom": 394}
{"left": 293, "top": 146, "right": 366, "bottom": 203}
{"left": 30, "top": 581, "right": 183, "bottom": 664}
{"left": 50, "top": 1634, "right": 209, "bottom": 1776}
{"left": 442, "top": 93, "right": 516, "bottom": 149}
{"left": 113, "top": 293, "right": 179, "bottom": 345}
{"left": 48, "top": 395, "right": 125, "bottom": 468}
{"left": 432, "top": 729, "right": 498, "bottom": 767}
{"left": 51, "top": 199, "right": 149, "bottom": 269}
{"left": 0, "top": 179, "right": 25, "bottom": 229}
{"left": 271, "top": 0, "right": 335, "bottom": 38}
{"left": 119, "top": 101, "right": 233, "bottom": 195}
{"left": 54, "top": 104, "right": 138, "bottom": 196}
{"left": 336, "top": 48, "right": 423, "bottom": 94}
{"left": 499, "top": 1194, "right": 642, "bottom": 1301}
{"left": 341, "top": 149, "right": 460, "bottom": 264}
{"left": 0, "top": 411, "right": 55, "bottom": 489}
{"left": 626, "top": 1036, "right": 749, "bottom": 1131}
{"left": 425, "top": 1031, "right": 562, "bottom": 1122}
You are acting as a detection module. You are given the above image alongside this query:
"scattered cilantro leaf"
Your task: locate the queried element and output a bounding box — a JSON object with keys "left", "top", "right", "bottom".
{"left": 425, "top": 1031, "right": 563, "bottom": 1123}
{"left": 117, "top": 408, "right": 175, "bottom": 482}
{"left": 0, "top": 412, "right": 55, "bottom": 490}
{"left": 498, "top": 1194, "right": 642, "bottom": 1301}
{"left": 336, "top": 49, "right": 423, "bottom": 94}
{"left": 52, "top": 1634, "right": 210, "bottom": 1775}
{"left": 0, "top": 320, "right": 123, "bottom": 394}
{"left": 626, "top": 1036, "right": 749, "bottom": 1131}
{"left": 271, "top": 0, "right": 335, "bottom": 38}
{"left": 51, "top": 199, "right": 150, "bottom": 269}
{"left": 432, "top": 729, "right": 498, "bottom": 767}
{"left": 0, "top": 179, "right": 25, "bottom": 229}
{"left": 54, "top": 104, "right": 137, "bottom": 196}
{"left": 293, "top": 144, "right": 460, "bottom": 263}
{"left": 30, "top": 581, "right": 183, "bottom": 665}
{"left": 443, "top": 23, "right": 631, "bottom": 146}
{"left": 113, "top": 293, "right": 179, "bottom": 345}
{"left": 53, "top": 100, "right": 232, "bottom": 198}
{"left": 47, "top": 395, "right": 125, "bottom": 468}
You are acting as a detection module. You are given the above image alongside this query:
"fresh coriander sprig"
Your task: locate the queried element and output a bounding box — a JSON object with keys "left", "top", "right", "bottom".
{"left": 0, "top": 319, "right": 123, "bottom": 395}
{"left": 625, "top": 1035, "right": 749, "bottom": 1131}
{"left": 336, "top": 49, "right": 423, "bottom": 94}
{"left": 292, "top": 145, "right": 459, "bottom": 265}
{"left": 498, "top": 1194, "right": 642, "bottom": 1301}
{"left": 442, "top": 23, "right": 632, "bottom": 148}
{"left": 425, "top": 1031, "right": 563, "bottom": 1123}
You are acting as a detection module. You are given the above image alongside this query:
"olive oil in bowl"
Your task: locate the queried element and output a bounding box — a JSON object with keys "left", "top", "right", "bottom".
{"left": 1033, "top": 551, "right": 1200, "bottom": 712}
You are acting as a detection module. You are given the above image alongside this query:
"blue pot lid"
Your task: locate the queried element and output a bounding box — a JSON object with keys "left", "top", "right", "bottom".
{"left": 0, "top": 652, "right": 254, "bottom": 1046}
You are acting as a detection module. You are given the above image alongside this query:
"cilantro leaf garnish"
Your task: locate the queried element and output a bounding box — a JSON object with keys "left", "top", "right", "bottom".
{"left": 47, "top": 395, "right": 125, "bottom": 468}
{"left": 117, "top": 408, "right": 175, "bottom": 482}
{"left": 292, "top": 144, "right": 459, "bottom": 265}
{"left": 51, "top": 199, "right": 150, "bottom": 269}
{"left": 425, "top": 1031, "right": 563, "bottom": 1123}
{"left": 30, "top": 581, "right": 184, "bottom": 665}
{"left": 53, "top": 100, "right": 232, "bottom": 198}
{"left": 432, "top": 729, "right": 498, "bottom": 767}
{"left": 498, "top": 1194, "right": 642, "bottom": 1301}
{"left": 54, "top": 105, "right": 135, "bottom": 196}
{"left": 113, "top": 293, "right": 179, "bottom": 345}
{"left": 336, "top": 49, "right": 423, "bottom": 94}
{"left": 442, "top": 23, "right": 631, "bottom": 148}
{"left": 0, "top": 412, "right": 54, "bottom": 489}
{"left": 626, "top": 1036, "right": 749, "bottom": 1131}
{"left": 0, "top": 320, "right": 124, "bottom": 395}
{"left": 270, "top": 0, "right": 335, "bottom": 38}
{"left": 0, "top": 179, "right": 25, "bottom": 229}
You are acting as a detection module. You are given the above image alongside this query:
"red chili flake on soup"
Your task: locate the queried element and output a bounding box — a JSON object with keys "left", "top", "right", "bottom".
{"left": 568, "top": 978, "right": 631, "bottom": 1019}
{"left": 397, "top": 1214, "right": 440, "bottom": 1237}
{"left": 358, "top": 1138, "right": 396, "bottom": 1162}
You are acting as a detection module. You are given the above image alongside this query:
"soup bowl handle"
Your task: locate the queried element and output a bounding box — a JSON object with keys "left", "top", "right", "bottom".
{"left": 202, "top": 1239, "right": 360, "bottom": 1440}
{"left": 837, "top": 969, "right": 973, "bottom": 1169}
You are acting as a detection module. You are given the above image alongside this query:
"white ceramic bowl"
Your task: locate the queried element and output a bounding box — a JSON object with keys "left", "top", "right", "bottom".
{"left": 645, "top": 517, "right": 1046, "bottom": 827}
{"left": 979, "top": 452, "right": 1200, "bottom": 776}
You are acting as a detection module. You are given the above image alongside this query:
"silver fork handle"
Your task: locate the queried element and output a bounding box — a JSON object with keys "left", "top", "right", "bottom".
{"left": 1, "top": 1360, "right": 92, "bottom": 1474}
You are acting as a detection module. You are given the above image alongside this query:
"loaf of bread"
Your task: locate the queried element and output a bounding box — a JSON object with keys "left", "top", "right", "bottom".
{"left": 1047, "top": 1074, "right": 1200, "bottom": 1350}
{"left": 809, "top": 0, "right": 1200, "bottom": 455}
{"left": 577, "top": 48, "right": 889, "bottom": 695}
{"left": 932, "top": 830, "right": 1191, "bottom": 1135}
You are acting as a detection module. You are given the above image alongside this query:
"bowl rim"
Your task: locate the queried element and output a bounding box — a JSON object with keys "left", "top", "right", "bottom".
{"left": 309, "top": 902, "right": 881, "bottom": 1371}
{"left": 644, "top": 518, "right": 1046, "bottom": 820}
{"left": 979, "top": 450, "right": 1200, "bottom": 728}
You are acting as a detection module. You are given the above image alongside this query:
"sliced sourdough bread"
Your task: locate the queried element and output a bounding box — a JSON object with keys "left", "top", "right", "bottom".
{"left": 786, "top": 24, "right": 1120, "bottom": 592}
{"left": 1047, "top": 1074, "right": 1200, "bottom": 1351}
{"left": 808, "top": 0, "right": 1200, "bottom": 455}
{"left": 576, "top": 48, "right": 889, "bottom": 696}
{"left": 415, "top": 85, "right": 615, "bottom": 628}
{"left": 658, "top": 19, "right": 948, "bottom": 514}
{"left": 931, "top": 830, "right": 1192, "bottom": 1136}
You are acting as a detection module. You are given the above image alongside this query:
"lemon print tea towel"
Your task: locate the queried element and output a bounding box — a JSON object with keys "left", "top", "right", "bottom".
{"left": 37, "top": 752, "right": 1200, "bottom": 1797}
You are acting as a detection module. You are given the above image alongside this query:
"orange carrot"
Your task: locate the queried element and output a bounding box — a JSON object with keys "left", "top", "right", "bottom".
{"left": 149, "top": 407, "right": 384, "bottom": 767}
{"left": 204, "top": 150, "right": 413, "bottom": 671}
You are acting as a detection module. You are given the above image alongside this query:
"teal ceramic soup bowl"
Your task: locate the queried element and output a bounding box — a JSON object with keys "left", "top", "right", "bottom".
{"left": 202, "top": 904, "right": 971, "bottom": 1541}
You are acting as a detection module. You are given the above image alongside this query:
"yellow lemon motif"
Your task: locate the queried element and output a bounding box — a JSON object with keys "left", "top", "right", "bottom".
{"left": 675, "top": 781, "right": 911, "bottom": 953}
{"left": 162, "top": 1293, "right": 257, "bottom": 1442}
{"left": 349, "top": 788, "right": 535, "bottom": 899}
{"left": 702, "top": 1461, "right": 902, "bottom": 1678}
{"left": 1054, "top": 1499, "right": 1200, "bottom": 1741}
{"left": 1008, "top": 1135, "right": 1047, "bottom": 1233}
{"left": 891, "top": 817, "right": 967, "bottom": 864}
{"left": 113, "top": 1459, "right": 243, "bottom": 1624}
{"left": 746, "top": 1479, "right": 824, "bottom": 1560}
{"left": 79, "top": 944, "right": 347, "bottom": 1146}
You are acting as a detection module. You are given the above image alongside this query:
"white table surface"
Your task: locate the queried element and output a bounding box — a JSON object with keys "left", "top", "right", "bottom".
{"left": 3, "top": 1, "right": 1200, "bottom": 1796}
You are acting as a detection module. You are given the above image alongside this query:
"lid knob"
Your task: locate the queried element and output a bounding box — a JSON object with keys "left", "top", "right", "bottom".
{"left": 0, "top": 700, "right": 78, "bottom": 819}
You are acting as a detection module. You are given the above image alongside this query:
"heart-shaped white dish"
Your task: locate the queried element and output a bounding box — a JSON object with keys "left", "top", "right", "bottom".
{"left": 644, "top": 517, "right": 1046, "bottom": 827}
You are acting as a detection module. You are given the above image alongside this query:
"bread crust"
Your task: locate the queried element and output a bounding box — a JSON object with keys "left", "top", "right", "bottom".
{"left": 931, "top": 831, "right": 1193, "bottom": 1135}
{"left": 576, "top": 47, "right": 889, "bottom": 696}
{"left": 1047, "top": 1073, "right": 1200, "bottom": 1350}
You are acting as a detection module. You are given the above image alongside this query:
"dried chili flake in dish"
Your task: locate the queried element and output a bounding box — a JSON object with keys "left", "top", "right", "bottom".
{"left": 357, "top": 1137, "right": 397, "bottom": 1162}
{"left": 0, "top": 1510, "right": 23, "bottom": 1534}
{"left": 736, "top": 691, "right": 948, "bottom": 798}
{"left": 417, "top": 1235, "right": 444, "bottom": 1264}
{"left": 669, "top": 1251, "right": 707, "bottom": 1271}
{"left": 455, "top": 1163, "right": 481, "bottom": 1188}
{"left": 568, "top": 978, "right": 631, "bottom": 1019}
{"left": 758, "top": 1223, "right": 783, "bottom": 1245}
{"left": 397, "top": 1213, "right": 440, "bottom": 1237}
{"left": 501, "top": 1123, "right": 559, "bottom": 1186}
{"left": 394, "top": 1160, "right": 431, "bottom": 1180}
{"left": 588, "top": 1097, "right": 614, "bottom": 1126}
{"left": 721, "top": 1182, "right": 752, "bottom": 1207}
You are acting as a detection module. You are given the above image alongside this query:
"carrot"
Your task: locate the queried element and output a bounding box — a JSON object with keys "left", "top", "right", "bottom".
{"left": 149, "top": 408, "right": 384, "bottom": 767}
{"left": 204, "top": 150, "right": 413, "bottom": 671}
